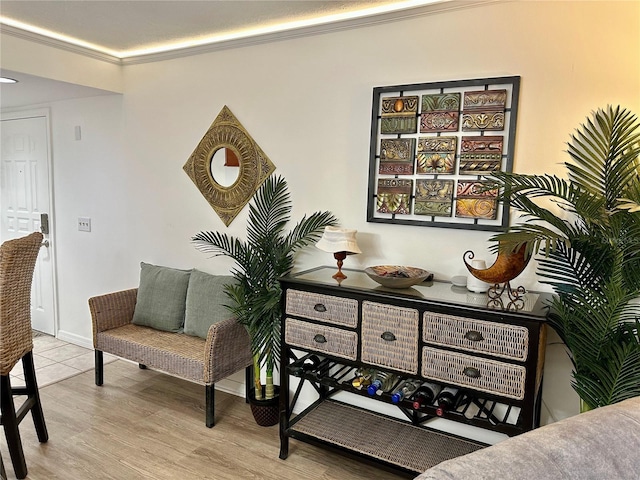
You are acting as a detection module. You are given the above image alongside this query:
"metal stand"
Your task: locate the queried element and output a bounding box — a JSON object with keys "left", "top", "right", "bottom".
{"left": 487, "top": 281, "right": 526, "bottom": 311}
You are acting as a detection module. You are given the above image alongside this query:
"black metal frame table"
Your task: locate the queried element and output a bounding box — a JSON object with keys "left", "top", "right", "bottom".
{"left": 278, "top": 266, "right": 550, "bottom": 475}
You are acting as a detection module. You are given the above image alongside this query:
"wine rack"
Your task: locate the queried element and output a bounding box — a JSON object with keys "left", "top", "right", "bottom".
{"left": 279, "top": 267, "right": 550, "bottom": 476}
{"left": 288, "top": 354, "right": 523, "bottom": 432}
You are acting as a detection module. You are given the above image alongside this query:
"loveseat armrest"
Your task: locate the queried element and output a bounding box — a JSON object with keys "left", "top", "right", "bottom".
{"left": 89, "top": 288, "right": 138, "bottom": 347}
{"left": 204, "top": 316, "right": 252, "bottom": 384}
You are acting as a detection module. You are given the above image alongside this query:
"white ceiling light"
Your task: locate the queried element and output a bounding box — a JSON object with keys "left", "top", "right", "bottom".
{"left": 0, "top": 77, "right": 19, "bottom": 84}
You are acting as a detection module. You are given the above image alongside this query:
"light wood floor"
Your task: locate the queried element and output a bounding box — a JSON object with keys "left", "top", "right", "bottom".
{"left": 1, "top": 360, "right": 409, "bottom": 479}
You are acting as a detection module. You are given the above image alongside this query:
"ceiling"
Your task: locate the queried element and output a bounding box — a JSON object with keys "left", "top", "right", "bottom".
{"left": 0, "top": 0, "right": 453, "bottom": 109}
{"left": 0, "top": 1, "right": 438, "bottom": 57}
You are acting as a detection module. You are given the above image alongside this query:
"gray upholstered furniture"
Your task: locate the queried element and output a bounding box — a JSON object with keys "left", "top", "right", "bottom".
{"left": 415, "top": 396, "right": 640, "bottom": 480}
{"left": 89, "top": 269, "right": 253, "bottom": 428}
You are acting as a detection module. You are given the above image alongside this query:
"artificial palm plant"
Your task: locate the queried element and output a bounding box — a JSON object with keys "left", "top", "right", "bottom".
{"left": 193, "top": 175, "right": 337, "bottom": 401}
{"left": 489, "top": 106, "right": 640, "bottom": 411}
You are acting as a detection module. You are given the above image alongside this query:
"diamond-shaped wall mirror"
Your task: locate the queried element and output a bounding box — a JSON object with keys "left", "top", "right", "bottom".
{"left": 183, "top": 106, "right": 276, "bottom": 226}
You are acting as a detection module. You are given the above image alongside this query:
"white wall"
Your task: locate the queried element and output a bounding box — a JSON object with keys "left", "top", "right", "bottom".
{"left": 0, "top": 34, "right": 123, "bottom": 93}
{"left": 3, "top": 0, "right": 639, "bottom": 429}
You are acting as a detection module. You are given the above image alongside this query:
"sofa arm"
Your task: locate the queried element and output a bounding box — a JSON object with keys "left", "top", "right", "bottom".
{"left": 204, "top": 316, "right": 252, "bottom": 384}
{"left": 89, "top": 288, "right": 138, "bottom": 347}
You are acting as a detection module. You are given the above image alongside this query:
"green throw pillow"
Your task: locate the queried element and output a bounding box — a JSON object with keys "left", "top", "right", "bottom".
{"left": 132, "top": 262, "right": 191, "bottom": 332}
{"left": 183, "top": 270, "right": 237, "bottom": 339}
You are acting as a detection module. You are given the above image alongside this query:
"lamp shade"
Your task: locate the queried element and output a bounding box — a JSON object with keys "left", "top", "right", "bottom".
{"left": 316, "top": 227, "right": 362, "bottom": 254}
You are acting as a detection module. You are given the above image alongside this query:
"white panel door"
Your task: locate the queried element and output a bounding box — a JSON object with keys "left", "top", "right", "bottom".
{"left": 1, "top": 113, "right": 56, "bottom": 335}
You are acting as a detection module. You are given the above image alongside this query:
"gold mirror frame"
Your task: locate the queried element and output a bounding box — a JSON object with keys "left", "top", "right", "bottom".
{"left": 183, "top": 106, "right": 276, "bottom": 226}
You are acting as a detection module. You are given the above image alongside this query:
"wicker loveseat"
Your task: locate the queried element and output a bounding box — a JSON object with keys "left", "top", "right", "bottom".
{"left": 89, "top": 264, "right": 253, "bottom": 427}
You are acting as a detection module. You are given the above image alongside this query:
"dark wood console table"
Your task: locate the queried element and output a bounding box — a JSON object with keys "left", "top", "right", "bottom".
{"left": 278, "top": 266, "right": 550, "bottom": 476}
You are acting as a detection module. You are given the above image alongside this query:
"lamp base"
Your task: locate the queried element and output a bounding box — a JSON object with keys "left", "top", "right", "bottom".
{"left": 332, "top": 251, "right": 348, "bottom": 280}
{"left": 332, "top": 270, "right": 347, "bottom": 281}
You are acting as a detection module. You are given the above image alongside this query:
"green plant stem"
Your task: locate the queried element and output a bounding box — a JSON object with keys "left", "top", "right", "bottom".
{"left": 253, "top": 354, "right": 262, "bottom": 400}
{"left": 265, "top": 369, "right": 275, "bottom": 400}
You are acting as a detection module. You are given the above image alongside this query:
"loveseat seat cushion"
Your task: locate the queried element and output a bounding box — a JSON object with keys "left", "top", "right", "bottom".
{"left": 183, "top": 270, "right": 237, "bottom": 339}
{"left": 414, "top": 396, "right": 640, "bottom": 480}
{"left": 96, "top": 324, "right": 206, "bottom": 382}
{"left": 132, "top": 262, "right": 191, "bottom": 332}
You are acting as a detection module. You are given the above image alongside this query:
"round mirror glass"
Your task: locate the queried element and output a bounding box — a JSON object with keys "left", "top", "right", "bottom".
{"left": 210, "top": 148, "right": 240, "bottom": 187}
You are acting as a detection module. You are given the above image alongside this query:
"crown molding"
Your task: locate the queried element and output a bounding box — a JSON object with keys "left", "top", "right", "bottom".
{"left": 2, "top": 0, "right": 501, "bottom": 66}
{"left": 0, "top": 24, "right": 122, "bottom": 65}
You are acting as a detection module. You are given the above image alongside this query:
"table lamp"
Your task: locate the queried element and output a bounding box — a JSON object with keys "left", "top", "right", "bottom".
{"left": 316, "top": 227, "right": 362, "bottom": 280}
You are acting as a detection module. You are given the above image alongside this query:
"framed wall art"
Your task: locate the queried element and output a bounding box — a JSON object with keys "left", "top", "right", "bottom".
{"left": 366, "top": 76, "right": 520, "bottom": 232}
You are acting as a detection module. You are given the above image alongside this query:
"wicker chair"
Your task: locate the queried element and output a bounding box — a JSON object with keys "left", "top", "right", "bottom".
{"left": 0, "top": 232, "right": 48, "bottom": 480}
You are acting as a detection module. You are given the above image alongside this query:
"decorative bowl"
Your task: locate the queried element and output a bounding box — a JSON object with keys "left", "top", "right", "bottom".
{"left": 365, "top": 265, "right": 432, "bottom": 289}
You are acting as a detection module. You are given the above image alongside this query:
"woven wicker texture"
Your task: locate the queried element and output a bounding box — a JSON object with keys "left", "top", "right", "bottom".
{"left": 90, "top": 288, "right": 252, "bottom": 384}
{"left": 285, "top": 289, "right": 358, "bottom": 327}
{"left": 361, "top": 301, "right": 419, "bottom": 374}
{"left": 423, "top": 312, "right": 529, "bottom": 361}
{"left": 285, "top": 318, "right": 358, "bottom": 361}
{"left": 97, "top": 324, "right": 206, "bottom": 382}
{"left": 0, "top": 232, "right": 43, "bottom": 375}
{"left": 292, "top": 400, "right": 484, "bottom": 473}
{"left": 89, "top": 288, "right": 138, "bottom": 346}
{"left": 203, "top": 316, "right": 252, "bottom": 382}
{"left": 422, "top": 346, "right": 526, "bottom": 400}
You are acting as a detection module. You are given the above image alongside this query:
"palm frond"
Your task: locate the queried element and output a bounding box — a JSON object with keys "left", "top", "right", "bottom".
{"left": 193, "top": 174, "right": 337, "bottom": 377}
{"left": 496, "top": 106, "right": 640, "bottom": 408}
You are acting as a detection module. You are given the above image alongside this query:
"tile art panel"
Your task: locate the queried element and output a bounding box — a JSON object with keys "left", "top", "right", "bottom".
{"left": 379, "top": 138, "right": 416, "bottom": 175}
{"left": 459, "top": 136, "right": 504, "bottom": 174}
{"left": 376, "top": 178, "right": 413, "bottom": 215}
{"left": 462, "top": 89, "right": 507, "bottom": 132}
{"left": 420, "top": 92, "right": 460, "bottom": 133}
{"left": 455, "top": 181, "right": 499, "bottom": 220}
{"left": 380, "top": 95, "right": 419, "bottom": 134}
{"left": 416, "top": 136, "right": 457, "bottom": 174}
{"left": 415, "top": 179, "right": 454, "bottom": 217}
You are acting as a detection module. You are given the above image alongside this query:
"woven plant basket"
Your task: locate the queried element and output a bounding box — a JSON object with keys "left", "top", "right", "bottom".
{"left": 249, "top": 386, "right": 280, "bottom": 427}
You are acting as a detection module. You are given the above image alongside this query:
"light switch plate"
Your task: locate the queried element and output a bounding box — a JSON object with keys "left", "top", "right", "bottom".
{"left": 78, "top": 217, "right": 91, "bottom": 232}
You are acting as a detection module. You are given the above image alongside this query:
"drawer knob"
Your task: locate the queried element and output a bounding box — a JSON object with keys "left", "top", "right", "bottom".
{"left": 314, "top": 303, "right": 327, "bottom": 313}
{"left": 463, "top": 366, "right": 481, "bottom": 378}
{"left": 381, "top": 331, "right": 396, "bottom": 342}
{"left": 464, "top": 330, "right": 484, "bottom": 342}
{"left": 313, "top": 334, "right": 327, "bottom": 344}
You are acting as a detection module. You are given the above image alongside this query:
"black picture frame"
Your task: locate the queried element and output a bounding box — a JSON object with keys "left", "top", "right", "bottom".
{"left": 366, "top": 76, "right": 520, "bottom": 232}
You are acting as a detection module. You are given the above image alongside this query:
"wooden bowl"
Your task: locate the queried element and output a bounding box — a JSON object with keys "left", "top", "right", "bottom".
{"left": 365, "top": 265, "right": 432, "bottom": 289}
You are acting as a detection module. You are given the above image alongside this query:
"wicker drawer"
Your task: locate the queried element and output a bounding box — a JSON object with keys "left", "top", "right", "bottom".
{"left": 422, "top": 347, "right": 526, "bottom": 400}
{"left": 423, "top": 312, "right": 529, "bottom": 361}
{"left": 285, "top": 318, "right": 358, "bottom": 361}
{"left": 285, "top": 289, "right": 358, "bottom": 328}
{"left": 361, "top": 301, "right": 419, "bottom": 375}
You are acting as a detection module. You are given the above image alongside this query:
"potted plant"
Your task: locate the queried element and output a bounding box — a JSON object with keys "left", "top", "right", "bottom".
{"left": 489, "top": 106, "right": 640, "bottom": 411}
{"left": 193, "top": 175, "right": 337, "bottom": 425}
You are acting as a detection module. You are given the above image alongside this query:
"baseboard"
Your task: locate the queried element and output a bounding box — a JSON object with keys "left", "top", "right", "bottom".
{"left": 56, "top": 330, "right": 93, "bottom": 349}
{"left": 215, "top": 378, "right": 246, "bottom": 398}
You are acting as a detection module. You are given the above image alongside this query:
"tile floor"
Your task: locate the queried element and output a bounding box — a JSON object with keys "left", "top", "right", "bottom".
{"left": 9, "top": 333, "right": 117, "bottom": 388}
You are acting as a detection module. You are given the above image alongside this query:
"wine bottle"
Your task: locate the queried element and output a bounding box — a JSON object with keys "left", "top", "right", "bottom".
{"left": 351, "top": 367, "right": 374, "bottom": 389}
{"left": 411, "top": 381, "right": 442, "bottom": 409}
{"left": 435, "top": 386, "right": 460, "bottom": 416}
{"left": 366, "top": 371, "right": 398, "bottom": 396}
{"left": 390, "top": 379, "right": 422, "bottom": 404}
{"left": 290, "top": 355, "right": 320, "bottom": 376}
{"left": 302, "top": 355, "right": 320, "bottom": 371}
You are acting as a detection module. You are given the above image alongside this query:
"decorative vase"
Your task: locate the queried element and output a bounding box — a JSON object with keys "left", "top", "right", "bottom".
{"left": 249, "top": 385, "right": 280, "bottom": 427}
{"left": 467, "top": 259, "right": 491, "bottom": 293}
